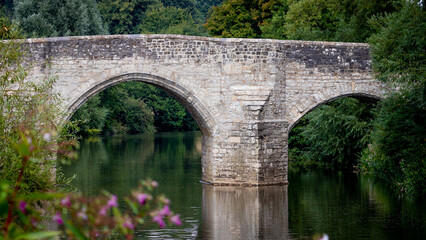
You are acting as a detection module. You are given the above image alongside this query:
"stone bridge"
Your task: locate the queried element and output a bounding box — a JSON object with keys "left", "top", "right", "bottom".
{"left": 23, "top": 34, "right": 385, "bottom": 186}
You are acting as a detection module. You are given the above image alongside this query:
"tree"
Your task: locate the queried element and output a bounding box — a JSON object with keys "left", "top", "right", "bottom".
{"left": 97, "top": 0, "right": 162, "bottom": 34}
{"left": 205, "top": 0, "right": 282, "bottom": 38}
{"left": 333, "top": 0, "right": 402, "bottom": 42}
{"left": 98, "top": 83, "right": 155, "bottom": 135}
{"left": 260, "top": 0, "right": 290, "bottom": 39}
{"left": 196, "top": 0, "right": 224, "bottom": 20}
{"left": 368, "top": 1, "right": 425, "bottom": 84}
{"left": 138, "top": 5, "right": 205, "bottom": 35}
{"left": 70, "top": 95, "right": 109, "bottom": 136}
{"left": 259, "top": 0, "right": 402, "bottom": 42}
{"left": 284, "top": 0, "right": 340, "bottom": 41}
{"left": 0, "top": 0, "right": 14, "bottom": 16}
{"left": 161, "top": 0, "right": 199, "bottom": 17}
{"left": 293, "top": 98, "right": 375, "bottom": 170}
{"left": 121, "top": 82, "right": 197, "bottom": 132}
{"left": 72, "top": 81, "right": 198, "bottom": 136}
{"left": 14, "top": 0, "right": 107, "bottom": 38}
{"left": 359, "top": 2, "right": 426, "bottom": 196}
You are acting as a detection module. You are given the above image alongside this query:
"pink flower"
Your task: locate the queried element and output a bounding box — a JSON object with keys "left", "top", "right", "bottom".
{"left": 99, "top": 206, "right": 108, "bottom": 216}
{"left": 152, "top": 215, "right": 165, "bottom": 228}
{"left": 136, "top": 193, "right": 148, "bottom": 205}
{"left": 60, "top": 196, "right": 71, "bottom": 207}
{"left": 77, "top": 208, "right": 88, "bottom": 220}
{"left": 162, "top": 198, "right": 171, "bottom": 205}
{"left": 170, "top": 214, "right": 182, "bottom": 226}
{"left": 123, "top": 218, "right": 135, "bottom": 230}
{"left": 53, "top": 212, "right": 63, "bottom": 225}
{"left": 107, "top": 195, "right": 118, "bottom": 208}
{"left": 319, "top": 234, "right": 329, "bottom": 240}
{"left": 151, "top": 181, "right": 159, "bottom": 188}
{"left": 31, "top": 218, "right": 38, "bottom": 227}
{"left": 18, "top": 201, "right": 26, "bottom": 213}
{"left": 160, "top": 205, "right": 170, "bottom": 216}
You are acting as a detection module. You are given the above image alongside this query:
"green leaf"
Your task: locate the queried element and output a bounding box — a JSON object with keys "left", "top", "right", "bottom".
{"left": 17, "top": 211, "right": 30, "bottom": 226}
{"left": 22, "top": 192, "right": 66, "bottom": 200}
{"left": 29, "top": 158, "right": 42, "bottom": 163}
{"left": 112, "top": 207, "right": 122, "bottom": 219}
{"left": 18, "top": 141, "right": 30, "bottom": 157}
{"left": 63, "top": 221, "right": 88, "bottom": 240}
{"left": 0, "top": 202, "right": 8, "bottom": 217}
{"left": 15, "top": 231, "right": 61, "bottom": 240}
{"left": 125, "top": 199, "right": 138, "bottom": 214}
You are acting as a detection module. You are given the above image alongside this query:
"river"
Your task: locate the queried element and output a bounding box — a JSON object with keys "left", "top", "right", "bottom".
{"left": 61, "top": 132, "right": 425, "bottom": 240}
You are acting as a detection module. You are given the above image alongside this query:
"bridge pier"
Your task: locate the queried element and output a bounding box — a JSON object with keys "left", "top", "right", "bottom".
{"left": 201, "top": 120, "right": 289, "bottom": 186}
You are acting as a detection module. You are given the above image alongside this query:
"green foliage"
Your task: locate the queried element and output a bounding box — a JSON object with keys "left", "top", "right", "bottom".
{"left": 138, "top": 5, "right": 206, "bottom": 35}
{"left": 0, "top": 17, "right": 73, "bottom": 194}
{"left": 196, "top": 0, "right": 224, "bottom": 20}
{"left": 97, "top": 83, "right": 156, "bottom": 135}
{"left": 359, "top": 84, "right": 425, "bottom": 196}
{"left": 284, "top": 0, "right": 340, "bottom": 41}
{"left": 0, "top": 182, "right": 62, "bottom": 240}
{"left": 290, "top": 97, "right": 375, "bottom": 170}
{"left": 269, "top": 0, "right": 402, "bottom": 42}
{"left": 205, "top": 0, "right": 282, "bottom": 38}
{"left": 333, "top": 0, "right": 402, "bottom": 42}
{"left": 122, "top": 82, "right": 196, "bottom": 132}
{"left": 260, "top": 0, "right": 289, "bottom": 39}
{"left": 368, "top": 2, "right": 425, "bottom": 84}
{"left": 97, "top": 0, "right": 162, "bottom": 34}
{"left": 161, "top": 0, "right": 198, "bottom": 17}
{"left": 98, "top": 0, "right": 208, "bottom": 36}
{"left": 162, "top": 0, "right": 195, "bottom": 9}
{"left": 359, "top": 2, "right": 426, "bottom": 197}
{"left": 72, "top": 81, "right": 198, "bottom": 136}
{"left": 0, "top": 0, "right": 14, "bottom": 17}
{"left": 70, "top": 95, "right": 108, "bottom": 136}
{"left": 14, "top": 0, "right": 107, "bottom": 38}
{"left": 288, "top": 118, "right": 311, "bottom": 171}
{"left": 208, "top": 0, "right": 401, "bottom": 42}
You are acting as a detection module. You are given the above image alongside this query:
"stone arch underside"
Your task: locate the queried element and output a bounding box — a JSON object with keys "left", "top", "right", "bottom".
{"left": 65, "top": 73, "right": 215, "bottom": 136}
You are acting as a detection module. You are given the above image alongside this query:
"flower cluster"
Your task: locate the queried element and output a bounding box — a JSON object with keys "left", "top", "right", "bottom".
{"left": 51, "top": 180, "right": 181, "bottom": 239}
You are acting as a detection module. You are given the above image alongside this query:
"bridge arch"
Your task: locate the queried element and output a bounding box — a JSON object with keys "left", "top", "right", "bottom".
{"left": 288, "top": 91, "right": 382, "bottom": 132}
{"left": 65, "top": 73, "right": 215, "bottom": 136}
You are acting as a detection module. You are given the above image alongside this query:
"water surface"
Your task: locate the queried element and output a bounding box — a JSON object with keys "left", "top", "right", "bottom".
{"left": 61, "top": 132, "right": 425, "bottom": 239}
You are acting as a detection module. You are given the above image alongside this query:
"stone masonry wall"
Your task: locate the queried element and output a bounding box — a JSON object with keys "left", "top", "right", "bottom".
{"left": 22, "top": 34, "right": 385, "bottom": 185}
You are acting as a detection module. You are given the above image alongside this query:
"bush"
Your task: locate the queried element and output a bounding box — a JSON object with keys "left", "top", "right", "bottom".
{"left": 359, "top": 84, "right": 426, "bottom": 196}
{"left": 290, "top": 97, "right": 375, "bottom": 170}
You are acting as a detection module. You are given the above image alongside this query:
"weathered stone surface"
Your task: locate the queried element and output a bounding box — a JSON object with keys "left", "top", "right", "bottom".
{"left": 22, "top": 34, "right": 385, "bottom": 185}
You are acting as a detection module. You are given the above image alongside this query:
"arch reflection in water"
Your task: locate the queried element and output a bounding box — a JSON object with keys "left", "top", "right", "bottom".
{"left": 200, "top": 185, "right": 289, "bottom": 240}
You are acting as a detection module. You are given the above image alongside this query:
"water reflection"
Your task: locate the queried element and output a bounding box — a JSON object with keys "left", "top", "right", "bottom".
{"left": 61, "top": 132, "right": 425, "bottom": 240}
{"left": 200, "top": 185, "right": 289, "bottom": 240}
